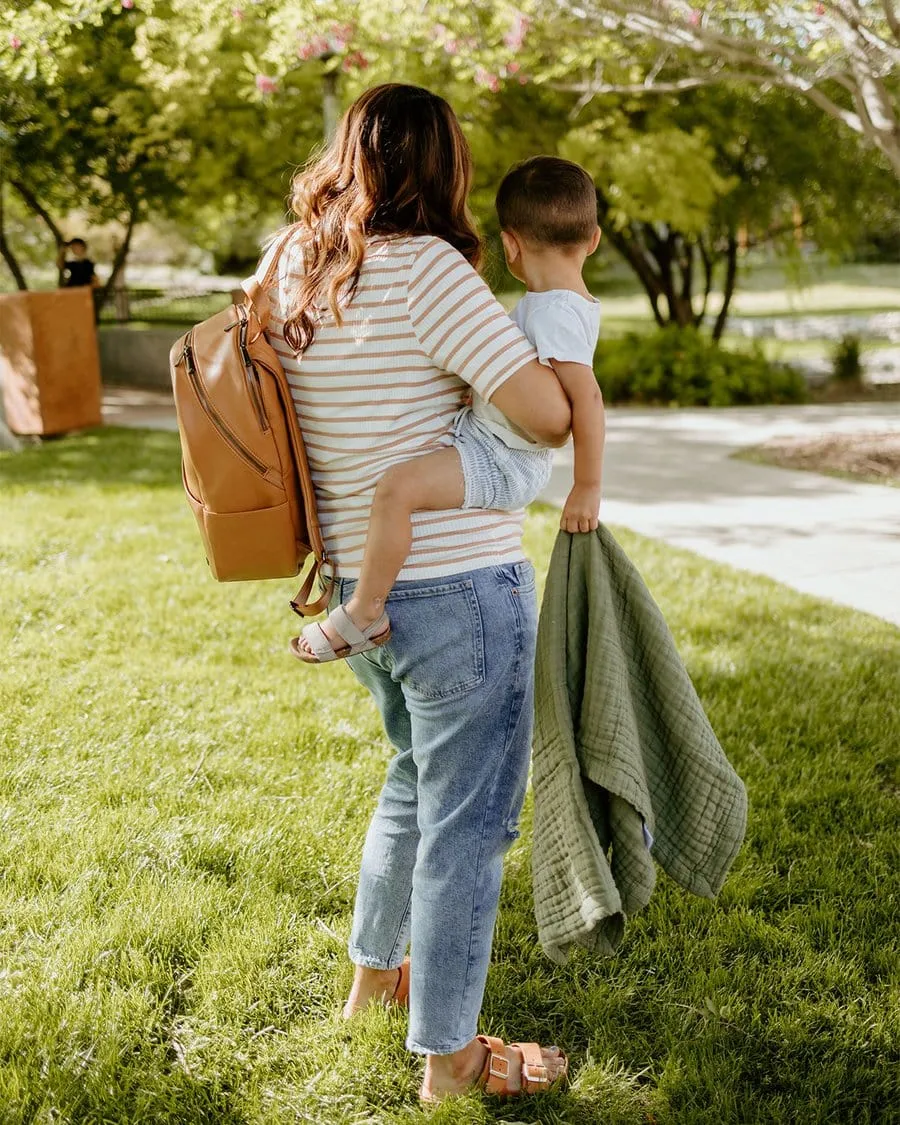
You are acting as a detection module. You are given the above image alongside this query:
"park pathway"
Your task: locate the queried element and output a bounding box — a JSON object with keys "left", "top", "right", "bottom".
{"left": 542, "top": 403, "right": 900, "bottom": 626}
{"left": 103, "top": 389, "right": 900, "bottom": 627}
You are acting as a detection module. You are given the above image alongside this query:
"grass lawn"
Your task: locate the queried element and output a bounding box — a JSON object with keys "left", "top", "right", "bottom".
{"left": 1, "top": 429, "right": 898, "bottom": 1124}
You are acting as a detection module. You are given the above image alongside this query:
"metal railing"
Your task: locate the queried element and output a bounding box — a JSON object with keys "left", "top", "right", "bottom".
{"left": 98, "top": 285, "right": 241, "bottom": 326}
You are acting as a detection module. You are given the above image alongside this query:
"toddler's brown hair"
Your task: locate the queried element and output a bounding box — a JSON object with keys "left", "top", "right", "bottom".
{"left": 496, "top": 155, "right": 598, "bottom": 247}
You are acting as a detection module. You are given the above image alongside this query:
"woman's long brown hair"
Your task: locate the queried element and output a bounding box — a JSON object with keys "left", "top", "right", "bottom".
{"left": 283, "top": 83, "right": 482, "bottom": 353}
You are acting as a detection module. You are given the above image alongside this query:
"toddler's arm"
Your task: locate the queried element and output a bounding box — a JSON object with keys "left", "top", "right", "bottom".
{"left": 548, "top": 360, "right": 605, "bottom": 533}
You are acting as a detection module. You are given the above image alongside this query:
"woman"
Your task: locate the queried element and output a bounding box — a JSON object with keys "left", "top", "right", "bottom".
{"left": 256, "top": 84, "right": 571, "bottom": 1102}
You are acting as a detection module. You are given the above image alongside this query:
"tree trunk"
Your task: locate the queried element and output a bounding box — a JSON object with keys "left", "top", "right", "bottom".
{"left": 97, "top": 207, "right": 138, "bottom": 315}
{"left": 596, "top": 192, "right": 667, "bottom": 326}
{"left": 0, "top": 183, "right": 28, "bottom": 291}
{"left": 713, "top": 234, "right": 740, "bottom": 342}
{"left": 9, "top": 179, "right": 67, "bottom": 286}
{"left": 322, "top": 67, "right": 340, "bottom": 141}
{"left": 697, "top": 236, "right": 714, "bottom": 323}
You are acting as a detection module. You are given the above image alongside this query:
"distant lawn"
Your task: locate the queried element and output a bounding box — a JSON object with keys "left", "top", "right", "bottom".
{"left": 1, "top": 429, "right": 898, "bottom": 1124}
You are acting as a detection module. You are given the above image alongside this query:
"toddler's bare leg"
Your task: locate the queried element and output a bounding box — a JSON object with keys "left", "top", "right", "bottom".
{"left": 297, "top": 448, "right": 465, "bottom": 654}
{"left": 350, "top": 447, "right": 465, "bottom": 622}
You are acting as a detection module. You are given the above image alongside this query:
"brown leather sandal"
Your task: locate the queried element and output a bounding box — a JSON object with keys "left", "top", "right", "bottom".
{"left": 476, "top": 1035, "right": 568, "bottom": 1096}
{"left": 342, "top": 956, "right": 410, "bottom": 1019}
{"left": 392, "top": 956, "right": 411, "bottom": 1007}
{"left": 420, "top": 1035, "right": 568, "bottom": 1103}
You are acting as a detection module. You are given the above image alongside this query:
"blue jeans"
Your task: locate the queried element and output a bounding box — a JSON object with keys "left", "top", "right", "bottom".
{"left": 331, "top": 560, "right": 538, "bottom": 1055}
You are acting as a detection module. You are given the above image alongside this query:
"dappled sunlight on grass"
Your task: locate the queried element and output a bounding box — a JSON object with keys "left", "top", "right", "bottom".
{"left": 1, "top": 430, "right": 897, "bottom": 1123}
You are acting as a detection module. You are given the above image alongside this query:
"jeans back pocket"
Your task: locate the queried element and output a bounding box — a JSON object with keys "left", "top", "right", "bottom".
{"left": 386, "top": 579, "right": 485, "bottom": 701}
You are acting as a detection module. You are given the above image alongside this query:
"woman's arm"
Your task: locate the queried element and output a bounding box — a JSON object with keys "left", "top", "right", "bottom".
{"left": 489, "top": 360, "right": 572, "bottom": 447}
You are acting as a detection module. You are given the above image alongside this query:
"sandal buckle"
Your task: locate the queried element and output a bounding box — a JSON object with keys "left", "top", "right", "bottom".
{"left": 522, "top": 1062, "right": 549, "bottom": 1084}
{"left": 489, "top": 1052, "right": 510, "bottom": 1080}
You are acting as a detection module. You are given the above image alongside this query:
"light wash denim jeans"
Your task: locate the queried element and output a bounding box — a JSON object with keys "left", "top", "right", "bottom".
{"left": 330, "top": 560, "right": 538, "bottom": 1055}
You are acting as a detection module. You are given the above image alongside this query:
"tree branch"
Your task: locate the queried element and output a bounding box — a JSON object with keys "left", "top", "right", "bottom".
{"left": 0, "top": 183, "right": 28, "bottom": 291}
{"left": 879, "top": 0, "right": 900, "bottom": 46}
{"left": 97, "top": 205, "right": 138, "bottom": 314}
{"left": 9, "top": 179, "right": 66, "bottom": 285}
{"left": 552, "top": 0, "right": 900, "bottom": 176}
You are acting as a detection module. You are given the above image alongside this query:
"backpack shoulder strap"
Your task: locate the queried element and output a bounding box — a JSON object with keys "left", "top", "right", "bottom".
{"left": 242, "top": 225, "right": 298, "bottom": 331}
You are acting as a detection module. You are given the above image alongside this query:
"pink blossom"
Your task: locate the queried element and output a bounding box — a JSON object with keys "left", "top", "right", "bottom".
{"left": 429, "top": 23, "right": 447, "bottom": 41}
{"left": 688, "top": 8, "right": 700, "bottom": 25}
{"left": 504, "top": 12, "right": 530, "bottom": 50}
{"left": 507, "top": 60, "right": 521, "bottom": 74}
{"left": 255, "top": 74, "right": 278, "bottom": 94}
{"left": 231, "top": 7, "right": 244, "bottom": 19}
{"left": 121, "top": 0, "right": 134, "bottom": 9}
{"left": 298, "top": 34, "right": 331, "bottom": 60}
{"left": 9, "top": 35, "right": 22, "bottom": 50}
{"left": 518, "top": 74, "right": 528, "bottom": 85}
{"left": 815, "top": 1, "right": 825, "bottom": 12}
{"left": 475, "top": 66, "right": 500, "bottom": 93}
{"left": 443, "top": 38, "right": 459, "bottom": 55}
{"left": 342, "top": 50, "right": 369, "bottom": 71}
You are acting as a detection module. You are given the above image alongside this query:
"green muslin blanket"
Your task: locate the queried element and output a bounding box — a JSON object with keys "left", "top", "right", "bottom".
{"left": 532, "top": 527, "right": 748, "bottom": 963}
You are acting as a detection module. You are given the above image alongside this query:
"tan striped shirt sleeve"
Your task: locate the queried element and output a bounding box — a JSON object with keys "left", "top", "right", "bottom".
{"left": 407, "top": 237, "right": 537, "bottom": 402}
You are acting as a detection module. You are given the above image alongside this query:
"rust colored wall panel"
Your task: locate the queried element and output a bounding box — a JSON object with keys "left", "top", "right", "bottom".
{"left": 0, "top": 289, "right": 103, "bottom": 436}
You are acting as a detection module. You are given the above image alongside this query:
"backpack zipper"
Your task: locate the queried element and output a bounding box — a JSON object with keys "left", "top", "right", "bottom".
{"left": 237, "top": 305, "right": 270, "bottom": 432}
{"left": 180, "top": 332, "right": 269, "bottom": 476}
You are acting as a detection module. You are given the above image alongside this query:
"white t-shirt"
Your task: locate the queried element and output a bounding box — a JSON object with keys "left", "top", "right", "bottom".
{"left": 472, "top": 289, "right": 601, "bottom": 450}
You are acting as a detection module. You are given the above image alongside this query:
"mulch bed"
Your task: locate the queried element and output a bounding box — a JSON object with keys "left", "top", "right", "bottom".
{"left": 749, "top": 431, "right": 900, "bottom": 484}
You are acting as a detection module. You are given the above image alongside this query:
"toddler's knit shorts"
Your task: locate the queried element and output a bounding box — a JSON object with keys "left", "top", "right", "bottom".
{"left": 451, "top": 406, "right": 554, "bottom": 511}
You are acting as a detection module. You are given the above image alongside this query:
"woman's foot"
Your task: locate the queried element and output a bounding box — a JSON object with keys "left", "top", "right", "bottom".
{"left": 341, "top": 963, "right": 407, "bottom": 1019}
{"left": 420, "top": 1036, "right": 567, "bottom": 1102}
{"left": 294, "top": 598, "right": 389, "bottom": 660}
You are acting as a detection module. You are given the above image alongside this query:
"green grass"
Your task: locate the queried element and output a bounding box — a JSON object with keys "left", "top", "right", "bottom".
{"left": 1, "top": 429, "right": 899, "bottom": 1124}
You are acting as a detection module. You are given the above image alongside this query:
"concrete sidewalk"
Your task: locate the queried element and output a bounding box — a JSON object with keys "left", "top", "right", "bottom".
{"left": 103, "top": 388, "right": 900, "bottom": 626}
{"left": 543, "top": 403, "right": 900, "bottom": 626}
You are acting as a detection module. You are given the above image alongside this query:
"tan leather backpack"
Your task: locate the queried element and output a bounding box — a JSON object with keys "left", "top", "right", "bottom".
{"left": 169, "top": 230, "right": 332, "bottom": 617}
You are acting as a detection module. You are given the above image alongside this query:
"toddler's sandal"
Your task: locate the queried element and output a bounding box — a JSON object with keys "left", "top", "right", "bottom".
{"left": 290, "top": 605, "right": 391, "bottom": 664}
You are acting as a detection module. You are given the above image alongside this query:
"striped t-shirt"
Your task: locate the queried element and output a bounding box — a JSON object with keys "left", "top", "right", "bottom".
{"left": 260, "top": 234, "right": 539, "bottom": 580}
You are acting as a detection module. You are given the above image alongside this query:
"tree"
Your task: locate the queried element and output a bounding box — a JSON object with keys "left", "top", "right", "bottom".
{"left": 1, "top": 3, "right": 192, "bottom": 298}
{"left": 0, "top": 0, "right": 328, "bottom": 293}
{"left": 545, "top": 1, "right": 900, "bottom": 181}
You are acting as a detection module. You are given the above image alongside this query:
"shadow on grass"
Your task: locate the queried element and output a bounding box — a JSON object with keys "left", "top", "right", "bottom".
{"left": 0, "top": 427, "right": 182, "bottom": 490}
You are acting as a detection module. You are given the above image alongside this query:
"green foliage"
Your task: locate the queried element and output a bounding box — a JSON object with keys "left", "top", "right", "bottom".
{"left": 563, "top": 121, "right": 735, "bottom": 236}
{"left": 832, "top": 334, "right": 864, "bottom": 382}
{"left": 1, "top": 429, "right": 898, "bottom": 1122}
{"left": 596, "top": 327, "right": 809, "bottom": 407}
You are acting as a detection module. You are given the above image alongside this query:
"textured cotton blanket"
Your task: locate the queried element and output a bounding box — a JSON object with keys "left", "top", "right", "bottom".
{"left": 532, "top": 527, "right": 748, "bottom": 963}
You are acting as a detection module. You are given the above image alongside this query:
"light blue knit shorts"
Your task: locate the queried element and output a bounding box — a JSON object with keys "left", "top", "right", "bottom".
{"left": 451, "top": 406, "right": 554, "bottom": 511}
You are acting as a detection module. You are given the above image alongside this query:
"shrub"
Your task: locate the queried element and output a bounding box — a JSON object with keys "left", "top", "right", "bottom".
{"left": 832, "top": 334, "right": 863, "bottom": 382}
{"left": 595, "top": 327, "right": 809, "bottom": 407}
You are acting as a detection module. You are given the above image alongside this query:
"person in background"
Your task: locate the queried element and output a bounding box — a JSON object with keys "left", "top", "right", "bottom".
{"left": 57, "top": 238, "right": 99, "bottom": 289}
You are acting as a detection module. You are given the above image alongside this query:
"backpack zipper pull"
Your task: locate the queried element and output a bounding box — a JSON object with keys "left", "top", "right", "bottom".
{"left": 181, "top": 334, "right": 197, "bottom": 375}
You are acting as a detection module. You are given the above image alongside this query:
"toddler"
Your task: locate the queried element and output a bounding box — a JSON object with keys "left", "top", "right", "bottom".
{"left": 294, "top": 156, "right": 605, "bottom": 663}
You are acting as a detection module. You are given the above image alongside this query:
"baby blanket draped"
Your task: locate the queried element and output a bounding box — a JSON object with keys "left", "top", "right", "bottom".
{"left": 531, "top": 527, "right": 748, "bottom": 963}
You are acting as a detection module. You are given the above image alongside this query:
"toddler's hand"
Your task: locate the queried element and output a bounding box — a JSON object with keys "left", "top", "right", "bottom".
{"left": 560, "top": 484, "right": 600, "bottom": 534}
